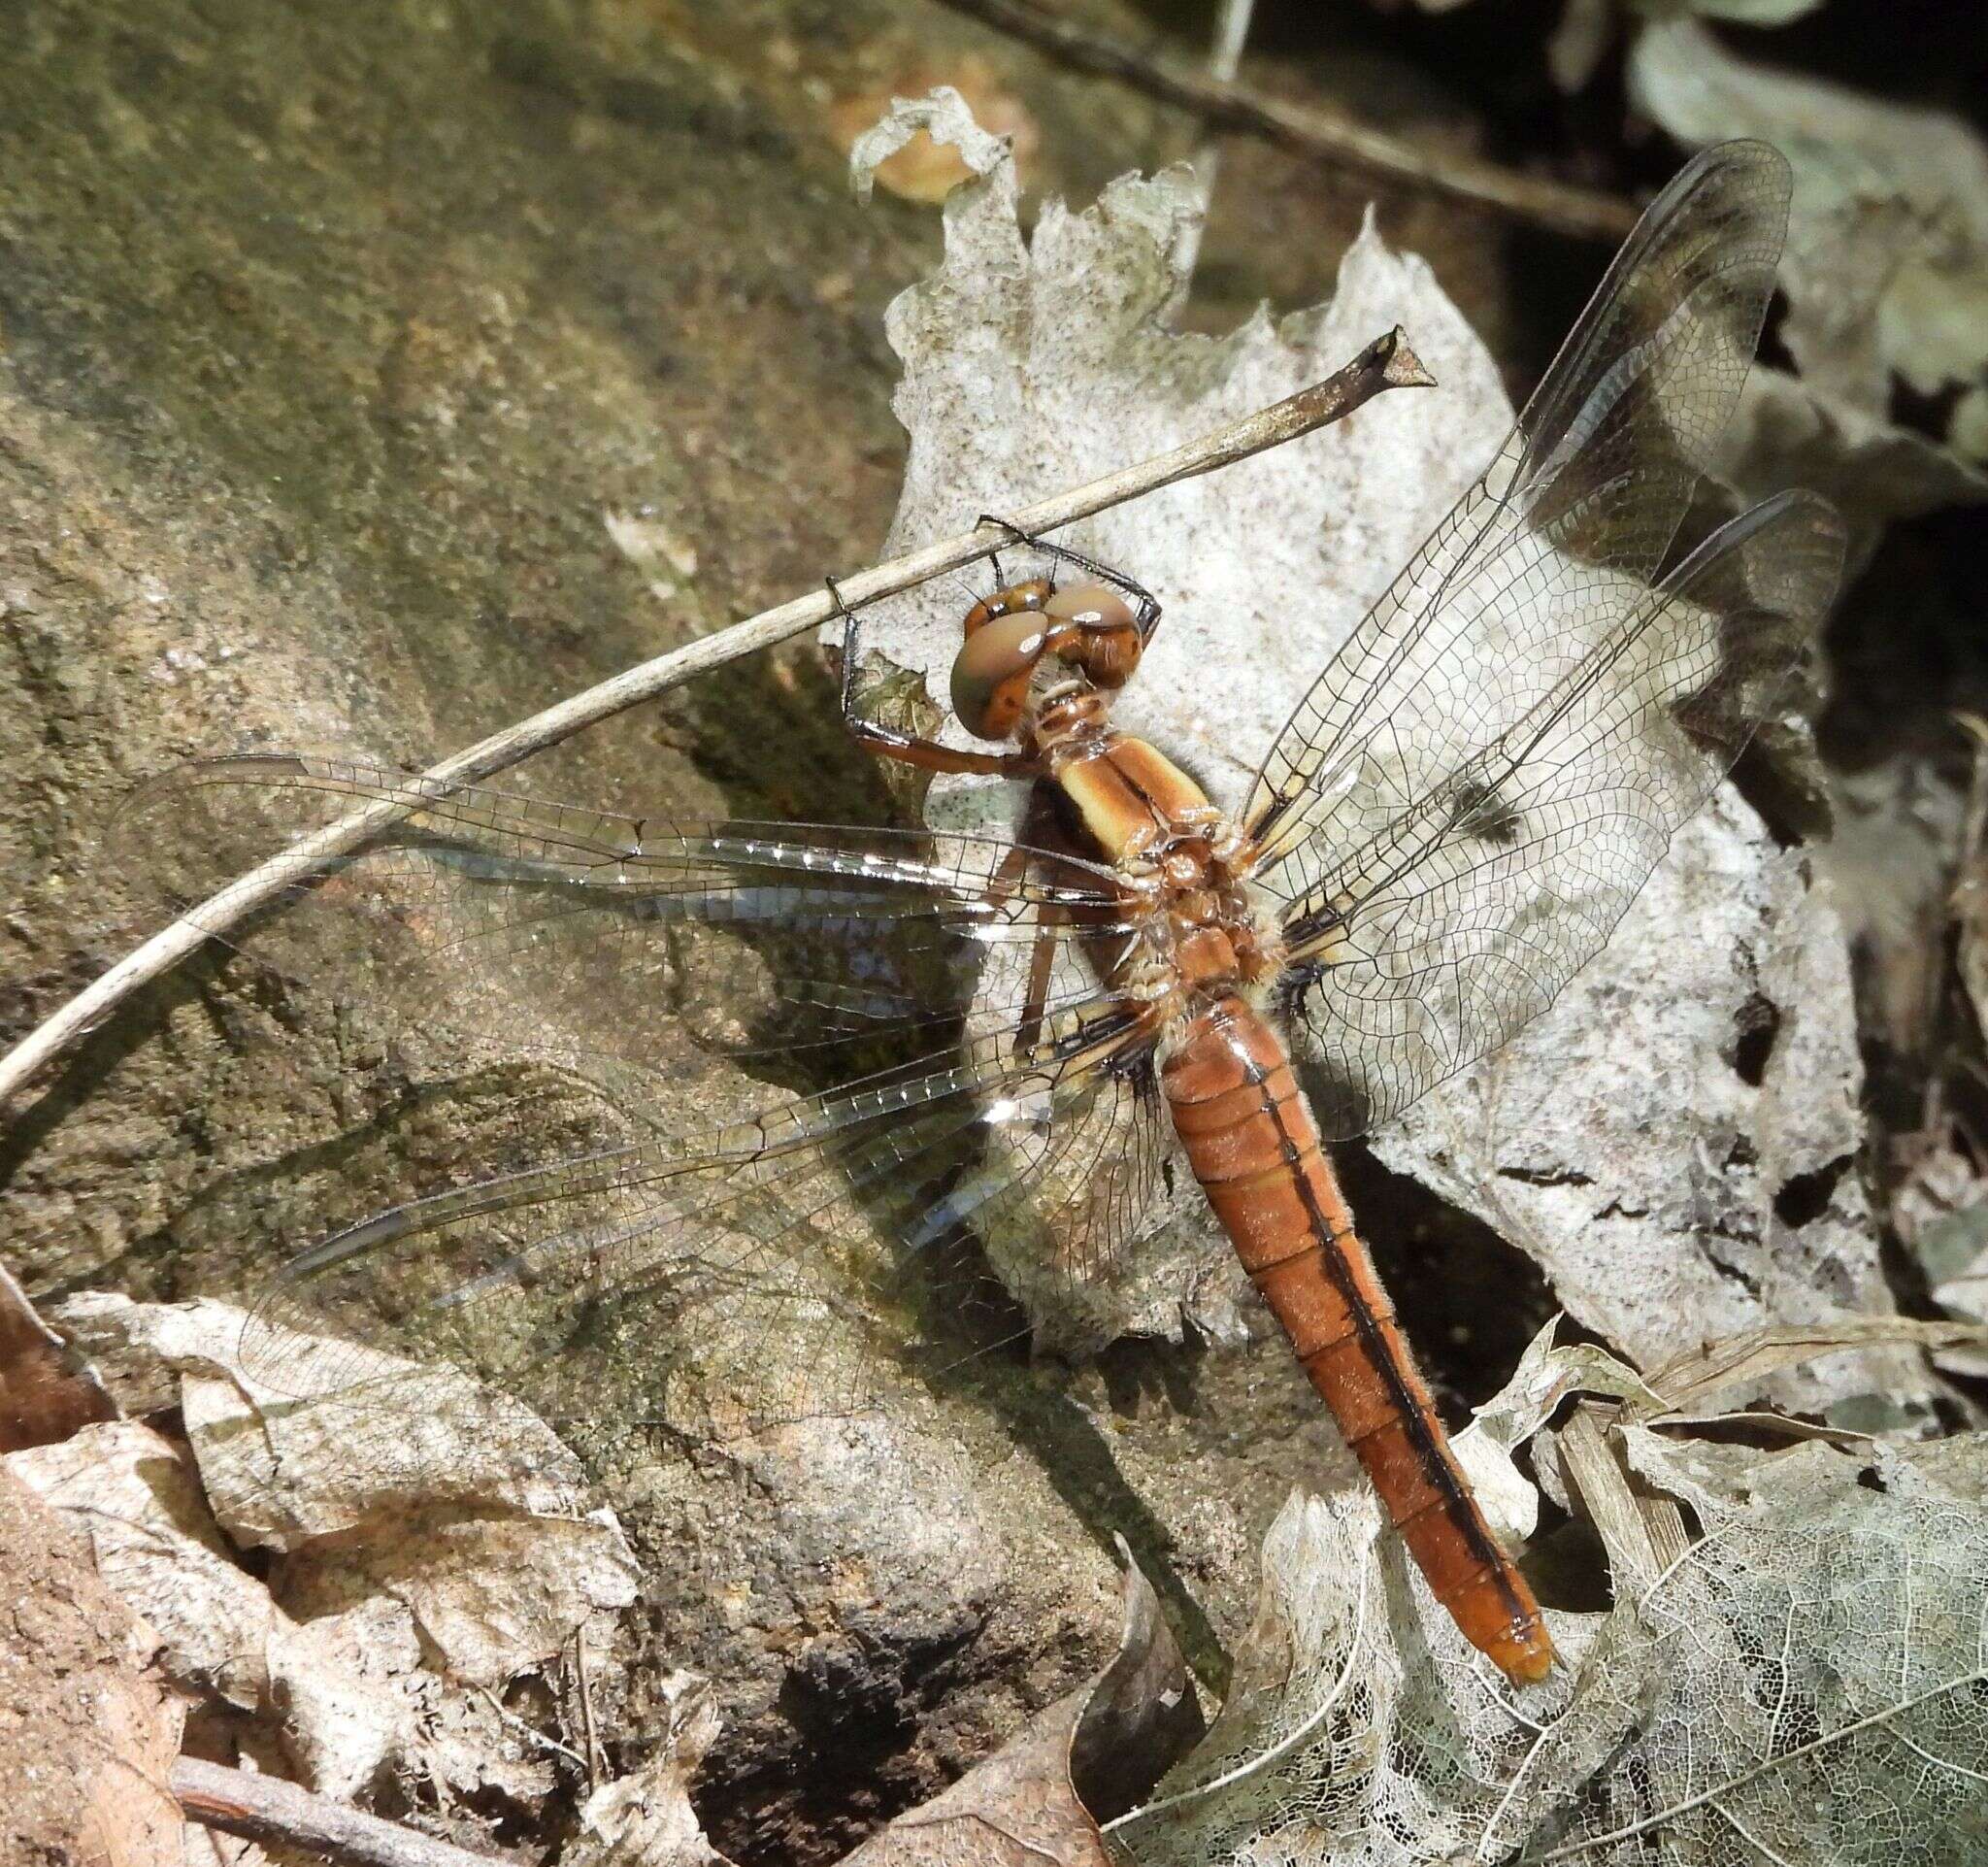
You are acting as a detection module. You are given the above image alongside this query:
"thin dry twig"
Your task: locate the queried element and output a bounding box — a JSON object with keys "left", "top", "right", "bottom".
{"left": 935, "top": 0, "right": 1639, "bottom": 244}
{"left": 172, "top": 1757, "right": 501, "bottom": 1867}
{"left": 1168, "top": 0, "right": 1256, "bottom": 284}
{"left": 1640, "top": 1317, "right": 1988, "bottom": 1417}
{"left": 0, "top": 329, "right": 1430, "bottom": 1112}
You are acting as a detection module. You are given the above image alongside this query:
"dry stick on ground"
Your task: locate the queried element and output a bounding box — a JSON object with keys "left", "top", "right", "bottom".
{"left": 1167, "top": 0, "right": 1256, "bottom": 284}
{"left": 0, "top": 328, "right": 1431, "bottom": 1112}
{"left": 172, "top": 1758, "right": 501, "bottom": 1867}
{"left": 935, "top": 0, "right": 1640, "bottom": 245}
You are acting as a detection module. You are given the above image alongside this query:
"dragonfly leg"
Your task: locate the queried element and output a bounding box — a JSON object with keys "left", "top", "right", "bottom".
{"left": 826, "top": 574, "right": 1040, "bottom": 779}
{"left": 973, "top": 516, "right": 1164, "bottom": 644}
{"left": 980, "top": 840, "right": 1066, "bottom": 1065}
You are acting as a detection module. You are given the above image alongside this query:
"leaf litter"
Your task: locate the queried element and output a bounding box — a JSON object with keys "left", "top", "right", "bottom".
{"left": 836, "top": 91, "right": 1988, "bottom": 1856}
{"left": 12, "top": 1290, "right": 638, "bottom": 1806}
{"left": 27, "top": 80, "right": 1988, "bottom": 1862}
{"left": 1106, "top": 1334, "right": 1988, "bottom": 1865}
{"left": 1629, "top": 15, "right": 1988, "bottom": 550}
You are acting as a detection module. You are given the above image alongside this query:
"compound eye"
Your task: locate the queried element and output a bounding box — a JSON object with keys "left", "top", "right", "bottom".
{"left": 1044, "top": 583, "right": 1137, "bottom": 634}
{"left": 963, "top": 578, "right": 1053, "bottom": 636}
{"left": 950, "top": 610, "right": 1046, "bottom": 741}
{"left": 1044, "top": 582, "right": 1143, "bottom": 687}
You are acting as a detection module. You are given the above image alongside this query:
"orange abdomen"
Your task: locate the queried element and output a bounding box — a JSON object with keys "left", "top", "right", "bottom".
{"left": 1161, "top": 994, "right": 1554, "bottom": 1684}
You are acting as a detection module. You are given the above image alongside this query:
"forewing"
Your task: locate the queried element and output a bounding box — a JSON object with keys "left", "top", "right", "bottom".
{"left": 1274, "top": 489, "right": 1845, "bottom": 1137}
{"left": 1244, "top": 140, "right": 1794, "bottom": 865}
{"left": 109, "top": 751, "right": 1132, "bottom": 1078}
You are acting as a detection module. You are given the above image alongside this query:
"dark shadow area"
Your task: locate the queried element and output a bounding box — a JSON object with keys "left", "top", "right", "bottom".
{"left": 1333, "top": 1140, "right": 1560, "bottom": 1415}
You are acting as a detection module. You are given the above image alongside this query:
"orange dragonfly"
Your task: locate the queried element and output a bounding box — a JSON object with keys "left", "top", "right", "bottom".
{"left": 119, "top": 142, "right": 1843, "bottom": 1684}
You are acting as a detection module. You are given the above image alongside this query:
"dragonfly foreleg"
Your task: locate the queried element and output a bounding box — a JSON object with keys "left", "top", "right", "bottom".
{"left": 972, "top": 516, "right": 1163, "bottom": 644}
{"left": 826, "top": 572, "right": 1039, "bottom": 779}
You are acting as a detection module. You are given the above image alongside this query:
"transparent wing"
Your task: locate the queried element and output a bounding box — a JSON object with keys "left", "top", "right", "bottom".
{"left": 105, "top": 750, "right": 1174, "bottom": 1439}
{"left": 1248, "top": 141, "right": 1794, "bottom": 860}
{"left": 1236, "top": 142, "right": 1841, "bottom": 1133}
{"left": 239, "top": 997, "right": 1168, "bottom": 1439}
{"left": 110, "top": 751, "right": 1137, "bottom": 1074}
{"left": 1272, "top": 489, "right": 1844, "bottom": 1137}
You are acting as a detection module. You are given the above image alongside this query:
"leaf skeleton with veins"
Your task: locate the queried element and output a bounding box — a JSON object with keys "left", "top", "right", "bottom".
{"left": 120, "top": 142, "right": 1845, "bottom": 1684}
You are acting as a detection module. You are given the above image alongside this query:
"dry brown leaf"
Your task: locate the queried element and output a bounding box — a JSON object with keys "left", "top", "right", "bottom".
{"left": 836, "top": 1553, "right": 1199, "bottom": 1865}
{"left": 0, "top": 1260, "right": 113, "bottom": 1451}
{"left": 0, "top": 1464, "right": 185, "bottom": 1867}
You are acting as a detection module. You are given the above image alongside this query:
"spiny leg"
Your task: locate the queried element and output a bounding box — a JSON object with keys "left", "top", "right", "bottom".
{"left": 827, "top": 573, "right": 1039, "bottom": 779}
{"left": 973, "top": 516, "right": 1163, "bottom": 642}
{"left": 978, "top": 841, "right": 1067, "bottom": 1067}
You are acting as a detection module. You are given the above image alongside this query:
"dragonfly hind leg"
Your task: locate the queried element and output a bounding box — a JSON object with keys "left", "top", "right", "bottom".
{"left": 826, "top": 573, "right": 1039, "bottom": 779}
{"left": 973, "top": 516, "right": 1163, "bottom": 645}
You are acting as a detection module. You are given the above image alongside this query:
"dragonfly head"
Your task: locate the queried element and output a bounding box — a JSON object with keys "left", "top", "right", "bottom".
{"left": 951, "top": 580, "right": 1145, "bottom": 742}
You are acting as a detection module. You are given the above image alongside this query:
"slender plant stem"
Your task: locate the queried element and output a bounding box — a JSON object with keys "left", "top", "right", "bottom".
{"left": 172, "top": 1758, "right": 501, "bottom": 1867}
{"left": 1169, "top": 0, "right": 1257, "bottom": 284}
{"left": 0, "top": 329, "right": 1430, "bottom": 1113}
{"left": 935, "top": 0, "right": 1639, "bottom": 244}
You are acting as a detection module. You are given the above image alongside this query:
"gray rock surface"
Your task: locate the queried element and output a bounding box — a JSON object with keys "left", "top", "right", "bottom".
{"left": 0, "top": 6, "right": 1417, "bottom": 1857}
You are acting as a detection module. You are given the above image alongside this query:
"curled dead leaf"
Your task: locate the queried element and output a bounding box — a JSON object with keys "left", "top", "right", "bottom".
{"left": 0, "top": 1261, "right": 113, "bottom": 1451}
{"left": 836, "top": 1552, "right": 1200, "bottom": 1865}
{"left": 831, "top": 66, "right": 1038, "bottom": 203}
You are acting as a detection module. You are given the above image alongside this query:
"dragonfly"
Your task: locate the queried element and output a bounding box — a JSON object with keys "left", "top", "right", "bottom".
{"left": 116, "top": 142, "right": 1844, "bottom": 1685}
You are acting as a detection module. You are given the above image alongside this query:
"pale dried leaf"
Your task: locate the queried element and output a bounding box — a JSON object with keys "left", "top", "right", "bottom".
{"left": 1376, "top": 791, "right": 1912, "bottom": 1423}
{"left": 51, "top": 1291, "right": 639, "bottom": 1680}
{"left": 1812, "top": 757, "right": 1969, "bottom": 1062}
{"left": 848, "top": 86, "right": 1010, "bottom": 207}
{"left": 835, "top": 69, "right": 1038, "bottom": 205}
{"left": 1114, "top": 1353, "right": 1988, "bottom": 1864}
{"left": 1721, "top": 366, "right": 1988, "bottom": 571}
{"left": 1452, "top": 1318, "right": 1659, "bottom": 1544}
{"left": 54, "top": 1291, "right": 594, "bottom": 1545}
{"left": 41, "top": 1291, "right": 638, "bottom": 1807}
{"left": 1108, "top": 1484, "right": 1605, "bottom": 1865}
{"left": 1632, "top": 17, "right": 1988, "bottom": 447}
{"left": 10, "top": 1419, "right": 283, "bottom": 1710}
{"left": 844, "top": 94, "right": 1897, "bottom": 1423}
{"left": 1931, "top": 1244, "right": 1988, "bottom": 1384}
{"left": 569, "top": 1672, "right": 735, "bottom": 1867}
{"left": 6, "top": 1417, "right": 406, "bottom": 1796}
